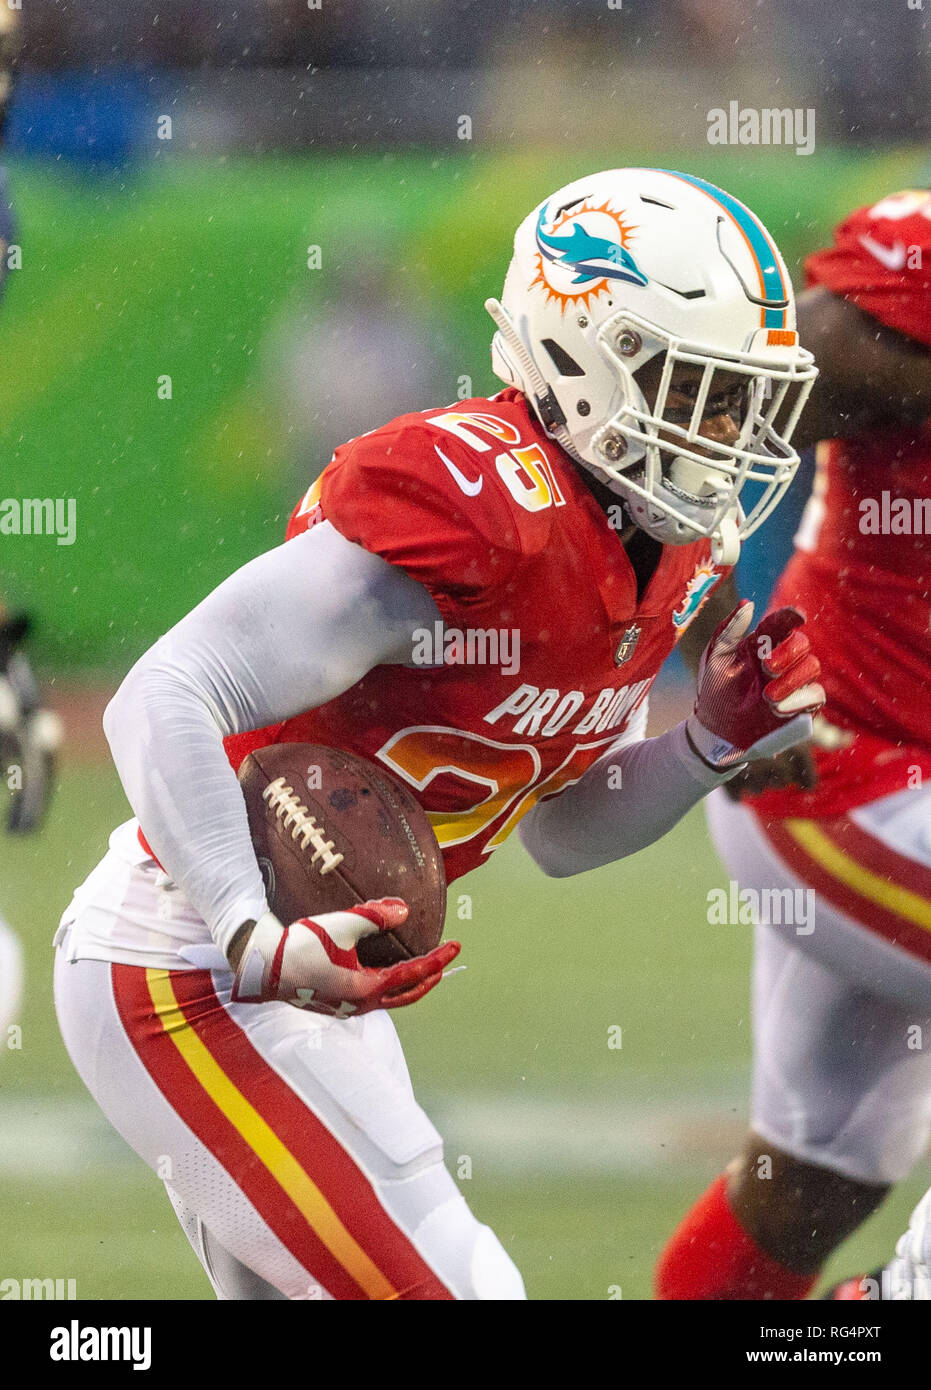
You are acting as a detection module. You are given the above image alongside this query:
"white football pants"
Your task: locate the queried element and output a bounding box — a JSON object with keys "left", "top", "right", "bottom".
{"left": 54, "top": 923, "right": 524, "bottom": 1300}
{"left": 707, "top": 785, "right": 931, "bottom": 1183}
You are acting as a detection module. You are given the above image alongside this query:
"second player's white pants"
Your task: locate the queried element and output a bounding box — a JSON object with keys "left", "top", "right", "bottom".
{"left": 706, "top": 786, "right": 931, "bottom": 1184}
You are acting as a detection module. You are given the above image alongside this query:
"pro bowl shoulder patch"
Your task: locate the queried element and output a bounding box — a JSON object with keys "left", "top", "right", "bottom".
{"left": 672, "top": 561, "right": 723, "bottom": 633}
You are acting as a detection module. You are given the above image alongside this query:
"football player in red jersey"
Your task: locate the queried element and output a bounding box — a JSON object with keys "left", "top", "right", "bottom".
{"left": 658, "top": 189, "right": 931, "bottom": 1301}
{"left": 53, "top": 168, "right": 821, "bottom": 1299}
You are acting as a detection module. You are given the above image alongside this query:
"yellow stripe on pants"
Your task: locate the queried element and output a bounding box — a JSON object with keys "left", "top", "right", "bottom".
{"left": 145, "top": 969, "right": 397, "bottom": 1300}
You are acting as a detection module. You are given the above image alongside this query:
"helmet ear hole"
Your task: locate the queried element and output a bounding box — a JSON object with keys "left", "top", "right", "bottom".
{"left": 541, "top": 338, "right": 585, "bottom": 377}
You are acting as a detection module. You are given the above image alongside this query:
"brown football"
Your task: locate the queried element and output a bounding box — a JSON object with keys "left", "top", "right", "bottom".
{"left": 237, "top": 742, "right": 447, "bottom": 968}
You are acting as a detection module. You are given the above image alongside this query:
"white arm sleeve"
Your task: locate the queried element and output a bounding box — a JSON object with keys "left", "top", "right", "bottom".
{"left": 103, "top": 521, "right": 441, "bottom": 956}
{"left": 517, "top": 712, "right": 733, "bottom": 878}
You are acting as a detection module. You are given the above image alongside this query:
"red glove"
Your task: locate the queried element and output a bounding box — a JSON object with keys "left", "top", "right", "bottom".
{"left": 231, "top": 898, "right": 460, "bottom": 1018}
{"left": 687, "top": 601, "right": 825, "bottom": 773}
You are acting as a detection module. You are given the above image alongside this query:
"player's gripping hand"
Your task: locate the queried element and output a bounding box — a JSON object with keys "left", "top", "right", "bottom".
{"left": 229, "top": 898, "right": 461, "bottom": 1017}
{"left": 686, "top": 601, "right": 824, "bottom": 774}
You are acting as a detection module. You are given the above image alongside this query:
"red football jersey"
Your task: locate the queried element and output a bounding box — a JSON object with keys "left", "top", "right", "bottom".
{"left": 751, "top": 191, "right": 931, "bottom": 819}
{"left": 224, "top": 390, "right": 728, "bottom": 883}
{"left": 803, "top": 188, "right": 931, "bottom": 348}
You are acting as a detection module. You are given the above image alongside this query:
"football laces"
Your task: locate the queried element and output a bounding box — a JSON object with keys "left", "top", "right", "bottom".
{"left": 262, "top": 777, "right": 344, "bottom": 876}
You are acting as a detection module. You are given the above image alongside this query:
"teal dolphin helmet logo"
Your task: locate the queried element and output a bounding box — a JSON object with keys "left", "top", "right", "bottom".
{"left": 534, "top": 202, "right": 649, "bottom": 289}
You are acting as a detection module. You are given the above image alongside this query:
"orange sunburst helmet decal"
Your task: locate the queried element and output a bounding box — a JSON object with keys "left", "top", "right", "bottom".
{"left": 530, "top": 197, "right": 643, "bottom": 314}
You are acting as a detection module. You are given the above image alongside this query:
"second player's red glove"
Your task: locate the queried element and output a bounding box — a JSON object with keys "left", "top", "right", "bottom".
{"left": 687, "top": 600, "right": 825, "bottom": 773}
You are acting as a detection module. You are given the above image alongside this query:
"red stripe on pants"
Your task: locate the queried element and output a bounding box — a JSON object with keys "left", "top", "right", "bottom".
{"left": 753, "top": 811, "right": 931, "bottom": 966}
{"left": 111, "top": 963, "right": 454, "bottom": 1299}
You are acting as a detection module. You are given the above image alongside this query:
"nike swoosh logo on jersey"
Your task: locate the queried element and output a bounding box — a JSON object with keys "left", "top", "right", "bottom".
{"left": 858, "top": 233, "right": 907, "bottom": 271}
{"left": 434, "top": 443, "right": 483, "bottom": 496}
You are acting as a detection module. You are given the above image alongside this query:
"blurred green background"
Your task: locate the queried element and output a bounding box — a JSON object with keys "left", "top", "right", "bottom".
{"left": 2, "top": 144, "right": 926, "bottom": 670}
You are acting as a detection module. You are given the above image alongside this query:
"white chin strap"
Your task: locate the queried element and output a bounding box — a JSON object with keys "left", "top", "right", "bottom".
{"left": 608, "top": 453, "right": 744, "bottom": 565}
{"left": 621, "top": 490, "right": 741, "bottom": 565}
{"left": 665, "top": 453, "right": 742, "bottom": 565}
{"left": 710, "top": 513, "right": 741, "bottom": 566}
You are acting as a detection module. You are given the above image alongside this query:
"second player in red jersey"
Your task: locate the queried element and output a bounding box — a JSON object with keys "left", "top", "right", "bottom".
{"left": 757, "top": 189, "right": 931, "bottom": 817}
{"left": 662, "top": 188, "right": 931, "bottom": 1303}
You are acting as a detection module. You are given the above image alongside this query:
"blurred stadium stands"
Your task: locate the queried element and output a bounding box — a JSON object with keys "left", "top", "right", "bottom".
{"left": 7, "top": 0, "right": 931, "bottom": 157}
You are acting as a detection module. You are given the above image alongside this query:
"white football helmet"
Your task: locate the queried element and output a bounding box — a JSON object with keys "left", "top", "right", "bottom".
{"left": 487, "top": 168, "right": 817, "bottom": 563}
